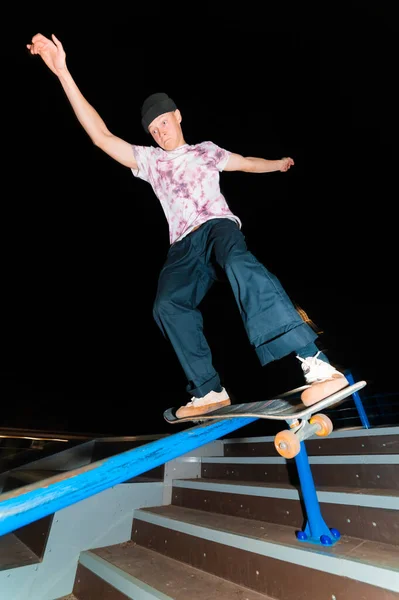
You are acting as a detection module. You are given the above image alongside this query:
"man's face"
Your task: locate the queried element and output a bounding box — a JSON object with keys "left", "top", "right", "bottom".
{"left": 148, "top": 110, "right": 184, "bottom": 150}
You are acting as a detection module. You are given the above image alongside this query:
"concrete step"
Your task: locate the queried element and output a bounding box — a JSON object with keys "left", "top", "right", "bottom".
{"left": 132, "top": 505, "right": 399, "bottom": 598}
{"left": 200, "top": 453, "right": 399, "bottom": 490}
{"left": 172, "top": 478, "right": 399, "bottom": 545}
{"left": 222, "top": 426, "right": 399, "bottom": 457}
{"left": 74, "top": 543, "right": 274, "bottom": 599}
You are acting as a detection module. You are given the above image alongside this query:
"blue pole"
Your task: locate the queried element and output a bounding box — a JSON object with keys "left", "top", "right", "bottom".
{"left": 345, "top": 370, "right": 371, "bottom": 429}
{"left": 0, "top": 417, "right": 257, "bottom": 537}
{"left": 294, "top": 442, "right": 340, "bottom": 546}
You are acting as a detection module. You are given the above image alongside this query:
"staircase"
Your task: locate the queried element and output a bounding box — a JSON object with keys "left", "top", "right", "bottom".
{"left": 1, "top": 426, "right": 398, "bottom": 599}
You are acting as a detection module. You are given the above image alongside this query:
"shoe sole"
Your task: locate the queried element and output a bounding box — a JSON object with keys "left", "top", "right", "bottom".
{"left": 176, "top": 399, "right": 231, "bottom": 419}
{"left": 301, "top": 375, "right": 349, "bottom": 407}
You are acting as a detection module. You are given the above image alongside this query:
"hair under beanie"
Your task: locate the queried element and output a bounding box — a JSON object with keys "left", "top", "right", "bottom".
{"left": 141, "top": 92, "right": 177, "bottom": 132}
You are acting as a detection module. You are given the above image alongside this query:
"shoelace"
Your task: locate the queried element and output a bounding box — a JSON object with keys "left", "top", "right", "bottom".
{"left": 185, "top": 397, "right": 215, "bottom": 407}
{"left": 185, "top": 391, "right": 228, "bottom": 408}
{"left": 297, "top": 351, "right": 339, "bottom": 382}
{"left": 297, "top": 350, "right": 322, "bottom": 373}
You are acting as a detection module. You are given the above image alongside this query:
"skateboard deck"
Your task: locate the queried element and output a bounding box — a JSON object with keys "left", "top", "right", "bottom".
{"left": 163, "top": 380, "right": 367, "bottom": 424}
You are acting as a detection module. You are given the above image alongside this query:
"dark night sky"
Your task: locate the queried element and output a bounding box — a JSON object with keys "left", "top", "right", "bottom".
{"left": 1, "top": 3, "right": 398, "bottom": 435}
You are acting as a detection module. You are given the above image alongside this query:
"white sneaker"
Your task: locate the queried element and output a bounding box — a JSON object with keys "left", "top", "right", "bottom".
{"left": 175, "top": 388, "right": 231, "bottom": 418}
{"left": 297, "top": 352, "right": 349, "bottom": 406}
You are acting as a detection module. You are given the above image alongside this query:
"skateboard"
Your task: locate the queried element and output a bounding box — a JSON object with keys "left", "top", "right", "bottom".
{"left": 163, "top": 380, "right": 367, "bottom": 458}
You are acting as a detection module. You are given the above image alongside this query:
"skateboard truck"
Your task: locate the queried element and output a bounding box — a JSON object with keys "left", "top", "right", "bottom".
{"left": 274, "top": 414, "right": 333, "bottom": 459}
{"left": 276, "top": 414, "right": 340, "bottom": 546}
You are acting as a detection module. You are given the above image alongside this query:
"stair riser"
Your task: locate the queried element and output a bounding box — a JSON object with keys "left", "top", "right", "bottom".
{"left": 202, "top": 463, "right": 398, "bottom": 490}
{"left": 13, "top": 514, "right": 53, "bottom": 561}
{"left": 73, "top": 563, "right": 130, "bottom": 600}
{"left": 172, "top": 487, "right": 399, "bottom": 545}
{"left": 132, "top": 519, "right": 398, "bottom": 600}
{"left": 0, "top": 515, "right": 53, "bottom": 569}
{"left": 0, "top": 533, "right": 38, "bottom": 572}
{"left": 224, "top": 434, "right": 399, "bottom": 457}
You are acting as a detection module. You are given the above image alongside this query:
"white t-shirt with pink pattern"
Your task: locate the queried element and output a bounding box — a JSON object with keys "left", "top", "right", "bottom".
{"left": 131, "top": 141, "right": 242, "bottom": 244}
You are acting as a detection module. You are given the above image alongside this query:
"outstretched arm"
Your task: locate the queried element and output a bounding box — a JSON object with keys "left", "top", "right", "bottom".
{"left": 27, "top": 33, "right": 137, "bottom": 169}
{"left": 223, "top": 153, "right": 294, "bottom": 173}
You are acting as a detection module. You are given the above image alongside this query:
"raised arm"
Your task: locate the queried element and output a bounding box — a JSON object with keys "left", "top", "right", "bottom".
{"left": 27, "top": 33, "right": 137, "bottom": 169}
{"left": 223, "top": 153, "right": 294, "bottom": 173}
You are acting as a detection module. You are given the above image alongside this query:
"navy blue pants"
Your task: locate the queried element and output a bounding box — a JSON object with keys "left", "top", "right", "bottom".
{"left": 153, "top": 218, "right": 317, "bottom": 397}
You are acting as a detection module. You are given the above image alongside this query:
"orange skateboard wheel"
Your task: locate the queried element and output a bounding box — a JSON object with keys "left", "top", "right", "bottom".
{"left": 274, "top": 429, "right": 301, "bottom": 458}
{"left": 309, "top": 413, "right": 333, "bottom": 437}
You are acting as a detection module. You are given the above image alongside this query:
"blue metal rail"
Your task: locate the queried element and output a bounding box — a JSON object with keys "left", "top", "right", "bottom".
{"left": 0, "top": 417, "right": 257, "bottom": 537}
{"left": 345, "top": 370, "right": 371, "bottom": 428}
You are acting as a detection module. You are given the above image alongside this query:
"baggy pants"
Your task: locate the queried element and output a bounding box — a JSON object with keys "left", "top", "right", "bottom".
{"left": 153, "top": 218, "right": 317, "bottom": 397}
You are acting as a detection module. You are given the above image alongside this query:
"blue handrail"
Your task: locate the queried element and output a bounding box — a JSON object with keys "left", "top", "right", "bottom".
{"left": 0, "top": 416, "right": 257, "bottom": 537}
{"left": 345, "top": 370, "right": 371, "bottom": 428}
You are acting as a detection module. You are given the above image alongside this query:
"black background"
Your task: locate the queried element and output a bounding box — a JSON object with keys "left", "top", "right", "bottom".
{"left": 1, "top": 3, "right": 398, "bottom": 435}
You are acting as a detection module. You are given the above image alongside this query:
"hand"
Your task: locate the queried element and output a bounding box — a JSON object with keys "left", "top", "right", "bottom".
{"left": 27, "top": 33, "right": 66, "bottom": 76}
{"left": 280, "top": 157, "right": 294, "bottom": 172}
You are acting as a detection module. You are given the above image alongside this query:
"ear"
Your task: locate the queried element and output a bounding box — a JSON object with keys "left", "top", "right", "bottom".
{"left": 174, "top": 109, "right": 182, "bottom": 124}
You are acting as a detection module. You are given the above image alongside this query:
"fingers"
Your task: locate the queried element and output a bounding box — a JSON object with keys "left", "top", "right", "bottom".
{"left": 281, "top": 157, "right": 294, "bottom": 172}
{"left": 27, "top": 37, "right": 54, "bottom": 56}
{"left": 27, "top": 33, "right": 54, "bottom": 55}
{"left": 28, "top": 40, "right": 47, "bottom": 55}
{"left": 51, "top": 34, "right": 64, "bottom": 52}
{"left": 285, "top": 157, "right": 294, "bottom": 170}
{"left": 31, "top": 33, "right": 47, "bottom": 44}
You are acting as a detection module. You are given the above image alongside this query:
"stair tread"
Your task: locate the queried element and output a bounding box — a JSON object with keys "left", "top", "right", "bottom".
{"left": 0, "top": 532, "right": 39, "bottom": 571}
{"left": 178, "top": 478, "right": 399, "bottom": 497}
{"left": 90, "top": 541, "right": 274, "bottom": 599}
{"left": 138, "top": 505, "right": 399, "bottom": 571}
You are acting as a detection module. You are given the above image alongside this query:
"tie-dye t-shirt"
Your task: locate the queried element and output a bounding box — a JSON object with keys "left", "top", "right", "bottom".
{"left": 131, "top": 141, "right": 242, "bottom": 244}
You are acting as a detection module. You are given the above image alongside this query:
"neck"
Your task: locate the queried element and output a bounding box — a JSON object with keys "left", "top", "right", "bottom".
{"left": 165, "top": 138, "right": 187, "bottom": 151}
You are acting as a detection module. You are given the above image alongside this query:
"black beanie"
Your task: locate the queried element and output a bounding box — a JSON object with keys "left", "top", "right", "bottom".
{"left": 141, "top": 92, "right": 177, "bottom": 133}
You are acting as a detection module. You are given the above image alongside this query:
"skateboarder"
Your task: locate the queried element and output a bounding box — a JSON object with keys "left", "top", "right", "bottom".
{"left": 27, "top": 33, "right": 350, "bottom": 418}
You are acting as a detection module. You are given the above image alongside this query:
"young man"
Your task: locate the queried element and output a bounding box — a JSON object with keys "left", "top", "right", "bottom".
{"left": 27, "top": 33, "right": 349, "bottom": 418}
